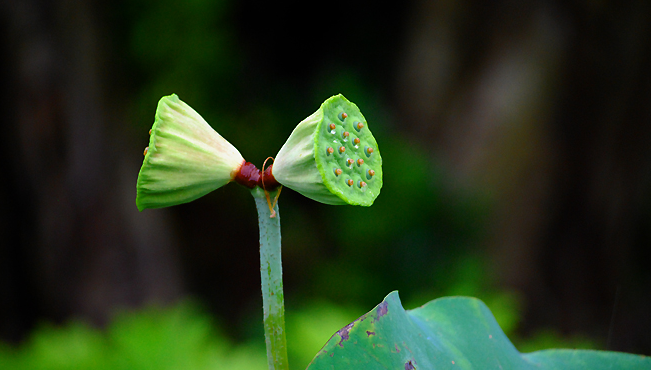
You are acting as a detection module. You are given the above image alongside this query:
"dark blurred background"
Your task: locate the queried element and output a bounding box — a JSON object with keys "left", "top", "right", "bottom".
{"left": 1, "top": 0, "right": 650, "bottom": 365}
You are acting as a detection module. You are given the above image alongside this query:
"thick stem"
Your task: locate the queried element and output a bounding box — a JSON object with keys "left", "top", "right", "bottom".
{"left": 251, "top": 187, "right": 289, "bottom": 370}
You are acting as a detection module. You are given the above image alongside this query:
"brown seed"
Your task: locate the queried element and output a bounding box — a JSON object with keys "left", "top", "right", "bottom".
{"left": 334, "top": 168, "right": 343, "bottom": 176}
{"left": 327, "top": 147, "right": 334, "bottom": 154}
{"left": 143, "top": 146, "right": 149, "bottom": 155}
{"left": 341, "top": 112, "right": 348, "bottom": 119}
{"left": 148, "top": 129, "right": 152, "bottom": 135}
{"left": 357, "top": 158, "right": 364, "bottom": 166}
{"left": 346, "top": 179, "right": 354, "bottom": 186}
{"left": 354, "top": 138, "right": 361, "bottom": 145}
{"left": 329, "top": 123, "right": 336, "bottom": 130}
{"left": 358, "top": 181, "right": 367, "bottom": 188}
{"left": 339, "top": 146, "right": 346, "bottom": 154}
{"left": 357, "top": 122, "right": 364, "bottom": 130}
{"left": 368, "top": 169, "right": 375, "bottom": 177}
{"left": 347, "top": 158, "right": 354, "bottom": 166}
{"left": 366, "top": 147, "right": 374, "bottom": 155}
{"left": 342, "top": 131, "right": 350, "bottom": 139}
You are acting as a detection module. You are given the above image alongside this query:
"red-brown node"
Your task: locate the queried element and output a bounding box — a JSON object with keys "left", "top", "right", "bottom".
{"left": 234, "top": 161, "right": 260, "bottom": 188}
{"left": 259, "top": 163, "right": 280, "bottom": 190}
{"left": 234, "top": 160, "right": 282, "bottom": 190}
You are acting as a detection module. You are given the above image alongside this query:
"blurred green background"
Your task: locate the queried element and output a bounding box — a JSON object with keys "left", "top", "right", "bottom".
{"left": 1, "top": 0, "right": 650, "bottom": 368}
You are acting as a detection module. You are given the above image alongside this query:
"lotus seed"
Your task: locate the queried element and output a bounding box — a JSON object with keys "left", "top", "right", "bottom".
{"left": 368, "top": 169, "right": 375, "bottom": 178}
{"left": 357, "top": 158, "right": 364, "bottom": 166}
{"left": 342, "top": 131, "right": 350, "bottom": 140}
{"left": 358, "top": 181, "right": 367, "bottom": 188}
{"left": 339, "top": 146, "right": 346, "bottom": 154}
{"left": 355, "top": 122, "right": 364, "bottom": 131}
{"left": 148, "top": 129, "right": 152, "bottom": 135}
{"left": 327, "top": 147, "right": 334, "bottom": 155}
{"left": 353, "top": 138, "right": 361, "bottom": 146}
{"left": 339, "top": 112, "right": 348, "bottom": 121}
{"left": 143, "top": 146, "right": 149, "bottom": 155}
{"left": 329, "top": 123, "right": 336, "bottom": 130}
{"left": 346, "top": 179, "right": 354, "bottom": 186}
{"left": 365, "top": 146, "right": 374, "bottom": 157}
{"left": 346, "top": 158, "right": 354, "bottom": 167}
{"left": 334, "top": 168, "right": 343, "bottom": 176}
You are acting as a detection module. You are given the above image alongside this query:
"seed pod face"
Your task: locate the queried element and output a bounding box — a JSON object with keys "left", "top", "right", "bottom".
{"left": 136, "top": 94, "right": 244, "bottom": 211}
{"left": 273, "top": 94, "right": 382, "bottom": 206}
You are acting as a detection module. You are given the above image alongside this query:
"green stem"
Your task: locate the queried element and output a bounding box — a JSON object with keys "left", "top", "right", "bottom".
{"left": 251, "top": 187, "right": 289, "bottom": 370}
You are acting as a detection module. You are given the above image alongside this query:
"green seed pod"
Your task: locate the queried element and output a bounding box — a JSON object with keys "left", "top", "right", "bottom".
{"left": 136, "top": 94, "right": 244, "bottom": 211}
{"left": 272, "top": 94, "right": 382, "bottom": 206}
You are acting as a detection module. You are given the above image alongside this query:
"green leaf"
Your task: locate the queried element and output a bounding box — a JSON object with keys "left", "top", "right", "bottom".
{"left": 307, "top": 292, "right": 650, "bottom": 369}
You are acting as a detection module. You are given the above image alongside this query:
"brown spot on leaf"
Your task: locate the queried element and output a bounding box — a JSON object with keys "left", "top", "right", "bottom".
{"left": 395, "top": 343, "right": 401, "bottom": 353}
{"left": 366, "top": 330, "right": 375, "bottom": 337}
{"left": 337, "top": 322, "right": 355, "bottom": 347}
{"left": 373, "top": 301, "right": 388, "bottom": 322}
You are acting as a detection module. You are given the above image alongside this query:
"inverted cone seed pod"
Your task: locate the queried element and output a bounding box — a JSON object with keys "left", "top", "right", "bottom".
{"left": 273, "top": 94, "right": 382, "bottom": 206}
{"left": 136, "top": 94, "right": 244, "bottom": 211}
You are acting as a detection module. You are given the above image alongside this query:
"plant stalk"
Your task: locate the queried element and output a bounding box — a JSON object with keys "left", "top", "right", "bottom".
{"left": 251, "top": 187, "right": 289, "bottom": 370}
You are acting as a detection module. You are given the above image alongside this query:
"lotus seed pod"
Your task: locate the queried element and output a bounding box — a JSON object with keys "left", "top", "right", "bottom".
{"left": 272, "top": 94, "right": 382, "bottom": 206}
{"left": 136, "top": 94, "right": 244, "bottom": 211}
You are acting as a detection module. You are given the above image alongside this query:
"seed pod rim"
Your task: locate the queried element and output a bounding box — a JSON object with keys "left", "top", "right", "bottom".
{"left": 313, "top": 94, "right": 382, "bottom": 206}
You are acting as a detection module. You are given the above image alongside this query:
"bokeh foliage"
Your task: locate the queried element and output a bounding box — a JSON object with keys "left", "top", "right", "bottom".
{"left": 0, "top": 296, "right": 601, "bottom": 370}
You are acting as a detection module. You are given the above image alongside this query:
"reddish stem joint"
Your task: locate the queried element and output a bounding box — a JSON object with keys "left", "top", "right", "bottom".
{"left": 234, "top": 160, "right": 281, "bottom": 191}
